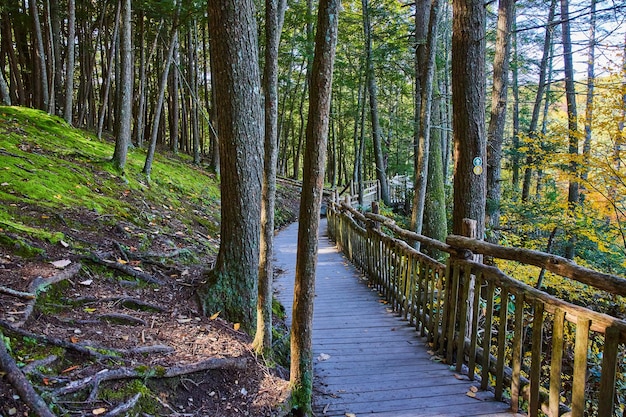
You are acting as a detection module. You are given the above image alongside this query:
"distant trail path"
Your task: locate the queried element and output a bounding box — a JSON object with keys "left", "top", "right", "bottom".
{"left": 273, "top": 219, "right": 521, "bottom": 417}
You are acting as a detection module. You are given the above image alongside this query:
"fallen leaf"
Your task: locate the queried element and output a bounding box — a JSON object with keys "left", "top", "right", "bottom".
{"left": 117, "top": 258, "right": 128, "bottom": 264}
{"left": 83, "top": 307, "right": 96, "bottom": 313}
{"left": 466, "top": 391, "right": 476, "bottom": 398}
{"left": 210, "top": 311, "right": 220, "bottom": 320}
{"left": 469, "top": 385, "right": 479, "bottom": 393}
{"left": 41, "top": 215, "right": 49, "bottom": 219}
{"left": 42, "top": 377, "right": 50, "bottom": 385}
{"left": 345, "top": 413, "right": 357, "bottom": 417}
{"left": 317, "top": 353, "right": 331, "bottom": 362}
{"left": 177, "top": 318, "right": 192, "bottom": 324}
{"left": 0, "top": 182, "right": 9, "bottom": 186}
{"left": 454, "top": 374, "right": 464, "bottom": 380}
{"left": 60, "top": 240, "right": 69, "bottom": 248}
{"left": 233, "top": 323, "right": 241, "bottom": 331}
{"left": 92, "top": 408, "right": 107, "bottom": 415}
{"left": 79, "top": 279, "right": 93, "bottom": 286}
{"left": 51, "top": 259, "right": 71, "bottom": 269}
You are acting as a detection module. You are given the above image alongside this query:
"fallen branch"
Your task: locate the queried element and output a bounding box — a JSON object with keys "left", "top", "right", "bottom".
{"left": 0, "top": 285, "right": 35, "bottom": 299}
{"left": 87, "top": 253, "right": 163, "bottom": 285}
{"left": 16, "top": 262, "right": 82, "bottom": 327}
{"left": 53, "top": 356, "right": 249, "bottom": 400}
{"left": 0, "top": 331, "right": 56, "bottom": 417}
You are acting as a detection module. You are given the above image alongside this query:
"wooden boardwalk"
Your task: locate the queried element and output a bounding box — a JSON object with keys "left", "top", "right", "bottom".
{"left": 274, "top": 219, "right": 522, "bottom": 417}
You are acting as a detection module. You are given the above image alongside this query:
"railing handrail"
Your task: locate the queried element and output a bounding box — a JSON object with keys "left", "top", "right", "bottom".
{"left": 327, "top": 201, "right": 626, "bottom": 417}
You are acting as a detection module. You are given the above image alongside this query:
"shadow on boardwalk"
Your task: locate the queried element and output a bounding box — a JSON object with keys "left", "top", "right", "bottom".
{"left": 273, "top": 219, "right": 523, "bottom": 417}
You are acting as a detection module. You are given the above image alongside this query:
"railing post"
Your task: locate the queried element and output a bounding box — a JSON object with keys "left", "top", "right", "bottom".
{"left": 461, "top": 219, "right": 477, "bottom": 340}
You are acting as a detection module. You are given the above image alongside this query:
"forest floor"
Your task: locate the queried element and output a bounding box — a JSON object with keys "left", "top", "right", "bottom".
{"left": 0, "top": 106, "right": 301, "bottom": 417}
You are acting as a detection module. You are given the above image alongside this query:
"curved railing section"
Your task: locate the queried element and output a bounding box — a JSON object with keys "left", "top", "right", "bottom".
{"left": 327, "top": 200, "right": 626, "bottom": 417}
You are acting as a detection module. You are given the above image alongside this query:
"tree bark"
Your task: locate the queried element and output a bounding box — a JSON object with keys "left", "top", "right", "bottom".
{"left": 198, "top": 0, "right": 263, "bottom": 333}
{"left": 0, "top": 70, "right": 10, "bottom": 105}
{"left": 451, "top": 0, "right": 486, "bottom": 237}
{"left": 485, "top": 0, "right": 514, "bottom": 243}
{"left": 362, "top": 0, "right": 389, "bottom": 205}
{"left": 112, "top": 0, "right": 132, "bottom": 171}
{"left": 290, "top": 0, "right": 340, "bottom": 413}
{"left": 254, "top": 0, "right": 287, "bottom": 356}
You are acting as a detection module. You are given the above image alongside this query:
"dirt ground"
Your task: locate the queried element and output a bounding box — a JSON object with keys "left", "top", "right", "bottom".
{"left": 0, "top": 185, "right": 300, "bottom": 416}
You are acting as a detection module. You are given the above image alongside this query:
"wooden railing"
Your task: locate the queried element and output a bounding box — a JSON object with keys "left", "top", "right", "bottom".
{"left": 327, "top": 200, "right": 626, "bottom": 417}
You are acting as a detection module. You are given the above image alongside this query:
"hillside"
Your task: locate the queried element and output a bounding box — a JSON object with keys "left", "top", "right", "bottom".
{"left": 0, "top": 106, "right": 298, "bottom": 416}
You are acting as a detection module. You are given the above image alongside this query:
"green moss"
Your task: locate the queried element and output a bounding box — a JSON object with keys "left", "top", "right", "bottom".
{"left": 100, "top": 379, "right": 158, "bottom": 414}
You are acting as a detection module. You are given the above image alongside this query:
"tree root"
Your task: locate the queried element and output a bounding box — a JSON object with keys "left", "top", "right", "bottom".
{"left": 53, "top": 356, "right": 249, "bottom": 401}
{"left": 102, "top": 393, "right": 141, "bottom": 417}
{"left": 86, "top": 253, "right": 164, "bottom": 285}
{"left": 0, "top": 285, "right": 35, "bottom": 299}
{"left": 15, "top": 262, "right": 82, "bottom": 327}
{"left": 0, "top": 331, "right": 55, "bottom": 417}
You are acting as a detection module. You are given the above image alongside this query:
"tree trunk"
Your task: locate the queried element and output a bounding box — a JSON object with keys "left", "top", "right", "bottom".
{"left": 29, "top": 0, "right": 50, "bottom": 112}
{"left": 451, "top": 0, "right": 486, "bottom": 237}
{"left": 511, "top": 12, "right": 520, "bottom": 192}
{"left": 253, "top": 0, "right": 287, "bottom": 357}
{"left": 143, "top": 25, "right": 178, "bottom": 179}
{"left": 485, "top": 0, "right": 514, "bottom": 243}
{"left": 560, "top": 0, "right": 579, "bottom": 259}
{"left": 64, "top": 0, "right": 76, "bottom": 124}
{"left": 0, "top": 70, "right": 10, "bottom": 105}
{"left": 111, "top": 0, "right": 132, "bottom": 171}
{"left": 97, "top": 2, "right": 121, "bottom": 139}
{"left": 422, "top": 78, "right": 447, "bottom": 257}
{"left": 197, "top": 0, "right": 263, "bottom": 333}
{"left": 581, "top": 0, "right": 596, "bottom": 190}
{"left": 290, "top": 0, "right": 339, "bottom": 413}
{"left": 362, "top": 0, "right": 389, "bottom": 205}
{"left": 521, "top": 0, "right": 557, "bottom": 202}
{"left": 411, "top": 0, "right": 441, "bottom": 240}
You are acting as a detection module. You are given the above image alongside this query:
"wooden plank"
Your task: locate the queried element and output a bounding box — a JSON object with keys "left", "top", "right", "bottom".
{"left": 572, "top": 318, "right": 590, "bottom": 417}
{"left": 598, "top": 326, "right": 619, "bottom": 416}
{"left": 510, "top": 291, "right": 525, "bottom": 412}
{"left": 529, "top": 301, "right": 544, "bottom": 417}
{"left": 274, "top": 219, "right": 516, "bottom": 417}
{"left": 549, "top": 308, "right": 565, "bottom": 417}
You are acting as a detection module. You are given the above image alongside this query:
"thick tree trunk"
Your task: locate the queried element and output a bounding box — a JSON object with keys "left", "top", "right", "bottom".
{"left": 362, "top": 0, "right": 389, "bottom": 205}
{"left": 254, "top": 0, "right": 287, "bottom": 356}
{"left": 485, "top": 0, "right": 514, "bottom": 242}
{"left": 451, "top": 0, "right": 486, "bottom": 237}
{"left": 112, "top": 0, "right": 132, "bottom": 171}
{"left": 290, "top": 0, "right": 339, "bottom": 413}
{"left": 0, "top": 70, "right": 10, "bottom": 105}
{"left": 198, "top": 0, "right": 263, "bottom": 333}
{"left": 511, "top": 13, "right": 520, "bottom": 192}
{"left": 64, "top": 0, "right": 76, "bottom": 124}
{"left": 560, "top": 0, "right": 579, "bottom": 259}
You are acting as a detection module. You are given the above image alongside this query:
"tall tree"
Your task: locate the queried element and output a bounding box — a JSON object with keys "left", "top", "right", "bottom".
{"left": 253, "top": 0, "right": 287, "bottom": 356}
{"left": 521, "top": 0, "right": 557, "bottom": 202}
{"left": 290, "top": 0, "right": 340, "bottom": 413}
{"left": 581, "top": 0, "right": 596, "bottom": 189}
{"left": 560, "top": 0, "right": 580, "bottom": 259}
{"left": 64, "top": 0, "right": 76, "bottom": 124}
{"left": 411, "top": 0, "right": 441, "bottom": 240}
{"left": 29, "top": 0, "right": 49, "bottom": 112}
{"left": 485, "top": 0, "right": 514, "bottom": 242}
{"left": 362, "top": 0, "right": 390, "bottom": 205}
{"left": 111, "top": 0, "right": 132, "bottom": 171}
{"left": 451, "top": 0, "right": 486, "bottom": 237}
{"left": 197, "top": 0, "right": 263, "bottom": 332}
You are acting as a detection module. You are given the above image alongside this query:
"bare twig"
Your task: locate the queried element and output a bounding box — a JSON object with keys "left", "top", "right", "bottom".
{"left": 102, "top": 393, "right": 141, "bottom": 417}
